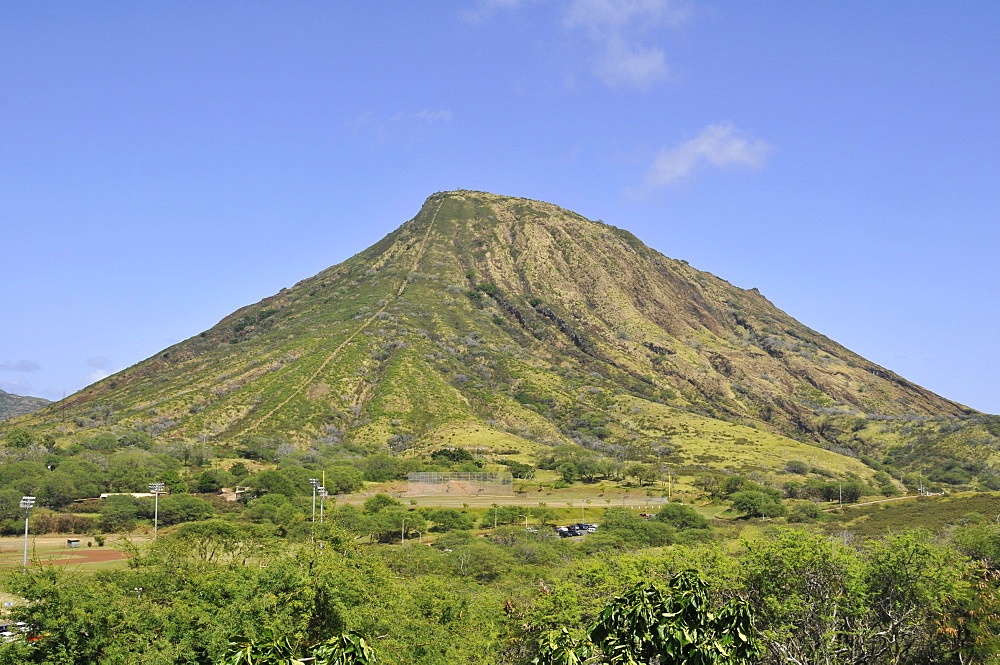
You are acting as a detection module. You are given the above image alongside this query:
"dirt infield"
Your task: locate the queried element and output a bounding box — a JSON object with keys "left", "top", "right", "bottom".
{"left": 37, "top": 548, "right": 129, "bottom": 566}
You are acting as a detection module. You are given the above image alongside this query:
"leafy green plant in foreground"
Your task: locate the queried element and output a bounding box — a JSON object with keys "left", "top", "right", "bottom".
{"left": 224, "top": 628, "right": 376, "bottom": 665}
{"left": 533, "top": 572, "right": 759, "bottom": 665}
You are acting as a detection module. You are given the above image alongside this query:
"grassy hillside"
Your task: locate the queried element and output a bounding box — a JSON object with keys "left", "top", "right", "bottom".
{"left": 4, "top": 191, "right": 990, "bottom": 486}
{"left": 0, "top": 389, "right": 49, "bottom": 421}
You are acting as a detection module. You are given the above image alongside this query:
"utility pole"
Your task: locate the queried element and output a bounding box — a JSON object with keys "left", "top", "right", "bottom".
{"left": 309, "top": 479, "right": 319, "bottom": 522}
{"left": 20, "top": 496, "right": 35, "bottom": 568}
{"left": 149, "top": 483, "right": 165, "bottom": 539}
{"left": 318, "top": 487, "right": 327, "bottom": 523}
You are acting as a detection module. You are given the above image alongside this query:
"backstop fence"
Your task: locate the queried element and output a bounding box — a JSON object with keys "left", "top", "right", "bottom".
{"left": 406, "top": 471, "right": 514, "bottom": 496}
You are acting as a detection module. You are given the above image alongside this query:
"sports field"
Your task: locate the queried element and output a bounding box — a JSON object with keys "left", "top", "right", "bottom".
{"left": 0, "top": 535, "right": 134, "bottom": 571}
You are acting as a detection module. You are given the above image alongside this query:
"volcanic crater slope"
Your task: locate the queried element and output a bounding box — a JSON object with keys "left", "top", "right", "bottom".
{"left": 15, "top": 190, "right": 981, "bottom": 477}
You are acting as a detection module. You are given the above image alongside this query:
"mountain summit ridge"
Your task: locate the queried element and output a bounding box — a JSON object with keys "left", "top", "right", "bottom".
{"left": 10, "top": 191, "right": 978, "bottom": 476}
{"left": 0, "top": 388, "right": 50, "bottom": 421}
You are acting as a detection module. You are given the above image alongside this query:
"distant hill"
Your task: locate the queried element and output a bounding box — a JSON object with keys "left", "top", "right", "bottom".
{"left": 0, "top": 388, "right": 50, "bottom": 421}
{"left": 9, "top": 191, "right": 996, "bottom": 484}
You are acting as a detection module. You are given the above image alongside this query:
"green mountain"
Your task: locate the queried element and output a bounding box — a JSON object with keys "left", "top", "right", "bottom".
{"left": 10, "top": 191, "right": 995, "bottom": 482}
{"left": 0, "top": 388, "right": 50, "bottom": 421}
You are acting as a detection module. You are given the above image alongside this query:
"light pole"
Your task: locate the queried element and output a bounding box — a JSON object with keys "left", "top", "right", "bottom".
{"left": 20, "top": 496, "right": 35, "bottom": 568}
{"left": 401, "top": 517, "right": 406, "bottom": 544}
{"left": 309, "top": 479, "right": 320, "bottom": 522}
{"left": 149, "top": 483, "right": 164, "bottom": 539}
{"left": 318, "top": 487, "right": 327, "bottom": 524}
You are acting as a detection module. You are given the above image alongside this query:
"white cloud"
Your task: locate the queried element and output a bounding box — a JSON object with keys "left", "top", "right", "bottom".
{"left": 564, "top": 0, "right": 688, "bottom": 88}
{"left": 415, "top": 110, "right": 453, "bottom": 123}
{"left": 0, "top": 379, "right": 36, "bottom": 395}
{"left": 349, "top": 110, "right": 453, "bottom": 146}
{"left": 87, "top": 355, "right": 113, "bottom": 370}
{"left": 0, "top": 360, "right": 40, "bottom": 372}
{"left": 348, "top": 111, "right": 388, "bottom": 145}
{"left": 462, "top": 0, "right": 538, "bottom": 23}
{"left": 80, "top": 356, "right": 121, "bottom": 388}
{"left": 644, "top": 122, "right": 774, "bottom": 188}
{"left": 465, "top": 0, "right": 686, "bottom": 89}
{"left": 593, "top": 34, "right": 667, "bottom": 88}
{"left": 564, "top": 0, "right": 687, "bottom": 33}
{"left": 85, "top": 369, "right": 110, "bottom": 385}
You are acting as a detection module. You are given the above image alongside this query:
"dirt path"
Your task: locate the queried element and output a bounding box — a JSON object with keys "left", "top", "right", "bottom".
{"left": 822, "top": 494, "right": 922, "bottom": 512}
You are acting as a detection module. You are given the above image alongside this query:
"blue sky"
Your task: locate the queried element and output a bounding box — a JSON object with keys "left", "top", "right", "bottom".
{"left": 2, "top": 2, "right": 998, "bottom": 414}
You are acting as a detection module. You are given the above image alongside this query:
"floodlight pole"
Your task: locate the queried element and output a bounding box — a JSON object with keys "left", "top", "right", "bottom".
{"left": 309, "top": 479, "right": 319, "bottom": 523}
{"left": 149, "top": 483, "right": 165, "bottom": 539}
{"left": 20, "top": 496, "right": 35, "bottom": 568}
{"left": 318, "top": 487, "right": 327, "bottom": 524}
{"left": 401, "top": 517, "right": 406, "bottom": 544}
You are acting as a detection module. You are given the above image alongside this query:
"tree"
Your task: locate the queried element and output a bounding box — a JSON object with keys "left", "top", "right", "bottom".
{"left": 600, "top": 508, "right": 674, "bottom": 547}
{"left": 556, "top": 462, "right": 578, "bottom": 484}
{"left": 861, "top": 530, "right": 977, "bottom": 663}
{"left": 505, "top": 460, "right": 535, "bottom": 479}
{"left": 784, "top": 460, "right": 809, "bottom": 475}
{"left": 656, "top": 502, "right": 710, "bottom": 530}
{"left": 153, "top": 494, "right": 215, "bottom": 525}
{"left": 324, "top": 465, "right": 365, "bottom": 494}
{"left": 327, "top": 504, "right": 370, "bottom": 535}
{"left": 740, "top": 528, "right": 863, "bottom": 664}
{"left": 729, "top": 490, "right": 785, "bottom": 518}
{"left": 624, "top": 463, "right": 657, "bottom": 487}
{"left": 228, "top": 461, "right": 250, "bottom": 481}
{"left": 99, "top": 495, "right": 140, "bottom": 531}
{"left": 369, "top": 509, "right": 425, "bottom": 543}
{"left": 953, "top": 522, "right": 1000, "bottom": 568}
{"left": 168, "top": 519, "right": 279, "bottom": 564}
{"left": 575, "top": 457, "right": 601, "bottom": 482}
{"left": 4, "top": 428, "right": 32, "bottom": 448}
{"left": 363, "top": 493, "right": 402, "bottom": 513}
{"left": 531, "top": 506, "right": 558, "bottom": 526}
{"left": 195, "top": 470, "right": 224, "bottom": 493}
{"left": 117, "top": 430, "right": 154, "bottom": 449}
{"left": 531, "top": 627, "right": 590, "bottom": 665}
{"left": 787, "top": 501, "right": 822, "bottom": 523}
{"left": 428, "top": 508, "right": 474, "bottom": 532}
{"left": 248, "top": 469, "right": 297, "bottom": 498}
{"left": 588, "top": 573, "right": 760, "bottom": 664}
